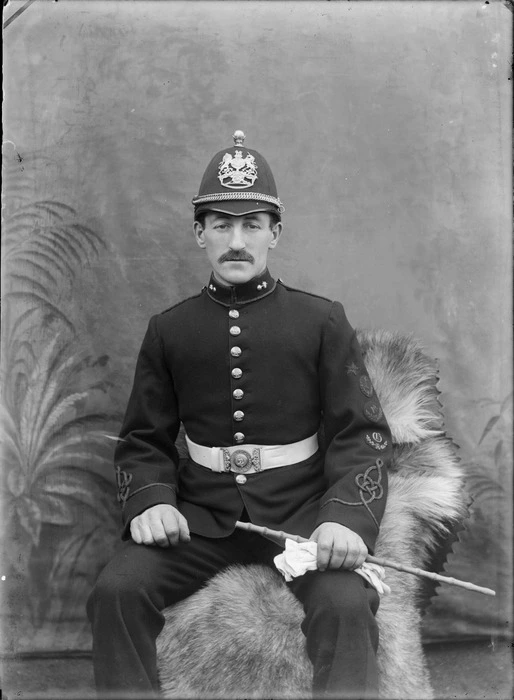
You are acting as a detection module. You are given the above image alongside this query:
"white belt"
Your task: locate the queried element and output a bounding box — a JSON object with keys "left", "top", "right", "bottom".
{"left": 185, "top": 433, "right": 319, "bottom": 475}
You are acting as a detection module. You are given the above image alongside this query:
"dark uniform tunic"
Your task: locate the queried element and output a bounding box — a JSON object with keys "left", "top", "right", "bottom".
{"left": 114, "top": 267, "right": 391, "bottom": 550}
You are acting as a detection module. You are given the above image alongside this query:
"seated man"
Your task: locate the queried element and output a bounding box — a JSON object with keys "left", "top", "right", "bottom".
{"left": 87, "top": 131, "right": 392, "bottom": 699}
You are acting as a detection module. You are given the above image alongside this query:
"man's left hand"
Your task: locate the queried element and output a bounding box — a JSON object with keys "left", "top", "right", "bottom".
{"left": 310, "top": 522, "right": 368, "bottom": 571}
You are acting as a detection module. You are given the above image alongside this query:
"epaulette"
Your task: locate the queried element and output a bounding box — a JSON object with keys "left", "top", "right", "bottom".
{"left": 160, "top": 289, "right": 205, "bottom": 315}
{"left": 276, "top": 278, "right": 333, "bottom": 303}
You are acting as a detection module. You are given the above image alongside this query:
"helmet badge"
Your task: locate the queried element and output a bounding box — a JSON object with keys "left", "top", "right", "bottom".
{"left": 217, "top": 130, "right": 257, "bottom": 190}
{"left": 218, "top": 150, "right": 258, "bottom": 190}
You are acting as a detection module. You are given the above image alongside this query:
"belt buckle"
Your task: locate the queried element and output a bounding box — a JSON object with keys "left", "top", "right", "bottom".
{"left": 222, "top": 448, "right": 262, "bottom": 473}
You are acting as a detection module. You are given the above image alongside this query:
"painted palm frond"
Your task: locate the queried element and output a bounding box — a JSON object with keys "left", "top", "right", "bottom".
{"left": 2, "top": 188, "right": 117, "bottom": 549}
{"left": 4, "top": 293, "right": 75, "bottom": 334}
{"left": 5, "top": 234, "right": 86, "bottom": 290}
{"left": 3, "top": 333, "right": 119, "bottom": 483}
{"left": 0, "top": 404, "right": 24, "bottom": 467}
{"left": 36, "top": 466, "right": 117, "bottom": 518}
{"left": 2, "top": 198, "right": 107, "bottom": 344}
{"left": 32, "top": 201, "right": 77, "bottom": 219}
{"left": 2, "top": 158, "right": 122, "bottom": 634}
{"left": 7, "top": 244, "right": 74, "bottom": 279}
{"left": 467, "top": 393, "right": 513, "bottom": 505}
{"left": 33, "top": 414, "right": 114, "bottom": 476}
{"left": 1, "top": 334, "right": 121, "bottom": 575}
{"left": 7, "top": 255, "right": 60, "bottom": 288}
{"left": 17, "top": 333, "right": 65, "bottom": 458}
{"left": 465, "top": 463, "right": 503, "bottom": 503}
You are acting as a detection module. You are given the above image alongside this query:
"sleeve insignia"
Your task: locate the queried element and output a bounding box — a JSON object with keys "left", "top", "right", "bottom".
{"left": 359, "top": 375, "right": 374, "bottom": 398}
{"left": 320, "top": 458, "right": 384, "bottom": 529}
{"left": 363, "top": 401, "right": 383, "bottom": 423}
{"left": 115, "top": 466, "right": 133, "bottom": 508}
{"left": 355, "top": 459, "right": 384, "bottom": 506}
{"left": 366, "top": 432, "right": 389, "bottom": 451}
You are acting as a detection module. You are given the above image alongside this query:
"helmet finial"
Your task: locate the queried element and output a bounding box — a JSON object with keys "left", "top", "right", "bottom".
{"left": 233, "top": 130, "right": 245, "bottom": 147}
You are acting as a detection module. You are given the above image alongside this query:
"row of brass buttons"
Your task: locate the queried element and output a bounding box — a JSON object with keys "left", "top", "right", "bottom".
{"left": 229, "top": 309, "right": 246, "bottom": 444}
{"left": 228, "top": 295, "right": 259, "bottom": 486}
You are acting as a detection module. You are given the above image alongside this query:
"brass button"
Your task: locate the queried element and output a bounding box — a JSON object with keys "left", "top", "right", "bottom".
{"left": 231, "top": 346, "right": 242, "bottom": 357}
{"left": 235, "top": 474, "right": 247, "bottom": 485}
{"left": 230, "top": 326, "right": 241, "bottom": 336}
{"left": 231, "top": 368, "right": 243, "bottom": 379}
{"left": 229, "top": 309, "right": 240, "bottom": 319}
{"left": 233, "top": 389, "right": 244, "bottom": 400}
{"left": 234, "top": 432, "right": 245, "bottom": 443}
{"left": 233, "top": 410, "right": 244, "bottom": 421}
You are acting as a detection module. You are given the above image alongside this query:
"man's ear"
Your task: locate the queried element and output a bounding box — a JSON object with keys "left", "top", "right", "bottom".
{"left": 268, "top": 221, "right": 283, "bottom": 249}
{"left": 193, "top": 221, "right": 206, "bottom": 249}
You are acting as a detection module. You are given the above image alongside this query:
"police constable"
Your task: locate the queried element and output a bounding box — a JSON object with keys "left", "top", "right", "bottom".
{"left": 87, "top": 131, "right": 392, "bottom": 698}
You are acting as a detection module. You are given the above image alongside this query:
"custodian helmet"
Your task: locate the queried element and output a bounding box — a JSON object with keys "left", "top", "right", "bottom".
{"left": 192, "top": 131, "right": 284, "bottom": 219}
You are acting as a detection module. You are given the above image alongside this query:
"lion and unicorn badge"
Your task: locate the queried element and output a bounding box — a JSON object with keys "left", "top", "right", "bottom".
{"left": 218, "top": 132, "right": 258, "bottom": 190}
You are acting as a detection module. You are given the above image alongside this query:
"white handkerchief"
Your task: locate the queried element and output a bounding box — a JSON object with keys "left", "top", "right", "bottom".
{"left": 273, "top": 539, "right": 391, "bottom": 596}
{"left": 273, "top": 539, "right": 318, "bottom": 581}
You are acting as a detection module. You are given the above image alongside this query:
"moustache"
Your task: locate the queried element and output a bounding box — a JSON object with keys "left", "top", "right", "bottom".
{"left": 218, "top": 251, "right": 255, "bottom": 264}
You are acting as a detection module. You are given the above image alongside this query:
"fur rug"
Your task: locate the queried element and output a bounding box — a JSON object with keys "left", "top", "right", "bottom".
{"left": 157, "top": 330, "right": 467, "bottom": 699}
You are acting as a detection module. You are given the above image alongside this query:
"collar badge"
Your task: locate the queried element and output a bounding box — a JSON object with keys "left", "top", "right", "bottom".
{"left": 218, "top": 150, "right": 258, "bottom": 190}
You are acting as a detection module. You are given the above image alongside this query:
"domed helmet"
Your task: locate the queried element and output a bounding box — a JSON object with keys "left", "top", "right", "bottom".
{"left": 192, "top": 131, "right": 285, "bottom": 219}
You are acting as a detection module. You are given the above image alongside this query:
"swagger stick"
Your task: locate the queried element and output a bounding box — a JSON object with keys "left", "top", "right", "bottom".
{"left": 235, "top": 520, "right": 496, "bottom": 597}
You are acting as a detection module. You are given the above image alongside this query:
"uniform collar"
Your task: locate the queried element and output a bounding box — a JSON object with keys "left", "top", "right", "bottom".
{"left": 205, "top": 268, "right": 276, "bottom": 306}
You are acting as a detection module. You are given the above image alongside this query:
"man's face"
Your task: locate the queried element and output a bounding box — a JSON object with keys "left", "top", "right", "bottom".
{"left": 193, "top": 212, "right": 282, "bottom": 286}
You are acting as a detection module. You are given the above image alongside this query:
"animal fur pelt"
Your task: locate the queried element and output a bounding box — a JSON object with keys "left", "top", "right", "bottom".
{"left": 157, "top": 330, "right": 467, "bottom": 699}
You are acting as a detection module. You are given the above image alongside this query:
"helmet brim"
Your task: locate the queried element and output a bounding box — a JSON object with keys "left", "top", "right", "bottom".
{"left": 194, "top": 198, "right": 281, "bottom": 219}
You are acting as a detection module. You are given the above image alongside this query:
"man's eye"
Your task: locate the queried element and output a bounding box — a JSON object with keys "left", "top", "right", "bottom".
{"left": 245, "top": 224, "right": 259, "bottom": 230}
{"left": 215, "top": 224, "right": 229, "bottom": 230}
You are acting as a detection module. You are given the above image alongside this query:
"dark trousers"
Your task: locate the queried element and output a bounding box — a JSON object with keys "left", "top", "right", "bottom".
{"left": 86, "top": 529, "right": 380, "bottom": 699}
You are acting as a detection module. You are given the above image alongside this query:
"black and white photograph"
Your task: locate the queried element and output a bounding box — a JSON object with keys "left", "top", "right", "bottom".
{"left": 1, "top": 1, "right": 512, "bottom": 698}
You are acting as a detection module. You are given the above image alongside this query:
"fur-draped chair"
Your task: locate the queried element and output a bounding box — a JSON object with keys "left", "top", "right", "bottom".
{"left": 156, "top": 330, "right": 467, "bottom": 699}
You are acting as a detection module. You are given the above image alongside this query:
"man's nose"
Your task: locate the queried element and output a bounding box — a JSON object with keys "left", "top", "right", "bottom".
{"left": 228, "top": 224, "right": 246, "bottom": 250}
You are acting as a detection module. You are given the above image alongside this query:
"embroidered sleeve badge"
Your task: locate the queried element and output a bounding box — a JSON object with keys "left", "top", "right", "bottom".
{"left": 218, "top": 150, "right": 258, "bottom": 189}
{"left": 359, "top": 375, "right": 374, "bottom": 398}
{"left": 366, "top": 432, "right": 389, "bottom": 451}
{"left": 363, "top": 401, "right": 383, "bottom": 423}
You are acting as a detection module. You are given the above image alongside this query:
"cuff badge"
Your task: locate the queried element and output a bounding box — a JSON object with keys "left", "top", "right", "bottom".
{"left": 115, "top": 466, "right": 133, "bottom": 507}
{"left": 320, "top": 458, "right": 384, "bottom": 530}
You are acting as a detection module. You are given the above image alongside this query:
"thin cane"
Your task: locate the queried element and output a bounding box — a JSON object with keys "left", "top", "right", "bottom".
{"left": 235, "top": 520, "right": 496, "bottom": 597}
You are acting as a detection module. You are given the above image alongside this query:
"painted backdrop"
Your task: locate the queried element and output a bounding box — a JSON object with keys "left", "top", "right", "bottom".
{"left": 1, "top": 0, "right": 512, "bottom": 653}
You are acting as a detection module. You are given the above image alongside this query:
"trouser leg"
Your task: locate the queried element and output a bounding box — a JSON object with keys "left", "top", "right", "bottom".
{"left": 86, "top": 530, "right": 263, "bottom": 698}
{"left": 289, "top": 569, "right": 380, "bottom": 700}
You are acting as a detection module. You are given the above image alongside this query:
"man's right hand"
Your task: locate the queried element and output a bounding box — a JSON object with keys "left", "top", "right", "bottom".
{"left": 130, "top": 504, "right": 190, "bottom": 547}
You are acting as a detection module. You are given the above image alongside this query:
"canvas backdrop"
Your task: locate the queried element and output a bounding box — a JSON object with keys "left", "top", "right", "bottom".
{"left": 1, "top": 0, "right": 512, "bottom": 654}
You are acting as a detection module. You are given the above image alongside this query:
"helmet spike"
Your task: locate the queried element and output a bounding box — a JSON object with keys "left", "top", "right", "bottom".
{"left": 233, "top": 130, "right": 246, "bottom": 147}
